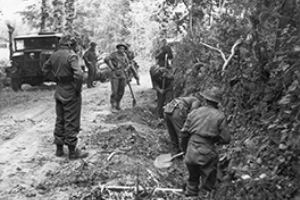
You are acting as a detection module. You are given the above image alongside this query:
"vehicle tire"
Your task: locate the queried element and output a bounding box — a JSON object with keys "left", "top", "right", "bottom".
{"left": 11, "top": 78, "right": 22, "bottom": 91}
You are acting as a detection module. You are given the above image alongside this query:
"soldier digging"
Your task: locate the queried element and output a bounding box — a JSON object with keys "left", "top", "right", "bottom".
{"left": 181, "top": 87, "right": 231, "bottom": 198}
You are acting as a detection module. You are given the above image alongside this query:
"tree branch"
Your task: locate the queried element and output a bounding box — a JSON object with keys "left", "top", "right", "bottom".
{"left": 198, "top": 38, "right": 243, "bottom": 72}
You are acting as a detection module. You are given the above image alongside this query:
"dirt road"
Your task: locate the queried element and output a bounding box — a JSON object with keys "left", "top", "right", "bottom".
{"left": 0, "top": 67, "right": 185, "bottom": 200}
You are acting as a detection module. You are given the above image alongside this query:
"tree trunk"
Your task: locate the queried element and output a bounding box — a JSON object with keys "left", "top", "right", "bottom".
{"left": 52, "top": 0, "right": 64, "bottom": 32}
{"left": 41, "top": 0, "right": 49, "bottom": 32}
{"left": 64, "top": 0, "right": 76, "bottom": 35}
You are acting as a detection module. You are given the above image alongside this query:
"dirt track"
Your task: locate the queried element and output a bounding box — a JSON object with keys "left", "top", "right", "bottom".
{"left": 0, "top": 66, "right": 185, "bottom": 200}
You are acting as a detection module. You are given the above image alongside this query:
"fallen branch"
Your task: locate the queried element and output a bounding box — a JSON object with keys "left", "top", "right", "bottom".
{"left": 99, "top": 185, "right": 183, "bottom": 194}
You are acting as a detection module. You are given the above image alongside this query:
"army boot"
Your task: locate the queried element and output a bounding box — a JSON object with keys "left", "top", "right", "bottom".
{"left": 55, "top": 145, "right": 64, "bottom": 157}
{"left": 68, "top": 145, "right": 89, "bottom": 160}
{"left": 116, "top": 101, "right": 121, "bottom": 110}
{"left": 111, "top": 102, "right": 118, "bottom": 113}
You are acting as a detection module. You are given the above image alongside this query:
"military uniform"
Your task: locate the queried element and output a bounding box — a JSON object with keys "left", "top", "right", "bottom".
{"left": 163, "top": 96, "right": 201, "bottom": 152}
{"left": 42, "top": 36, "right": 88, "bottom": 160}
{"left": 155, "top": 44, "right": 173, "bottom": 67}
{"left": 125, "top": 49, "right": 140, "bottom": 85}
{"left": 83, "top": 43, "right": 97, "bottom": 88}
{"left": 181, "top": 88, "right": 230, "bottom": 196}
{"left": 149, "top": 64, "right": 174, "bottom": 118}
{"left": 104, "top": 44, "right": 128, "bottom": 111}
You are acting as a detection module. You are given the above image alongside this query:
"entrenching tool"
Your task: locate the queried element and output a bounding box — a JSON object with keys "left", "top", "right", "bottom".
{"left": 153, "top": 152, "right": 184, "bottom": 169}
{"left": 123, "top": 64, "right": 137, "bottom": 107}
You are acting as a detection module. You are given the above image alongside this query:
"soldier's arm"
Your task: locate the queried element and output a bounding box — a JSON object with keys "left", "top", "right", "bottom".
{"left": 42, "top": 58, "right": 52, "bottom": 76}
{"left": 104, "top": 54, "right": 116, "bottom": 71}
{"left": 218, "top": 117, "right": 231, "bottom": 144}
{"left": 190, "top": 100, "right": 201, "bottom": 111}
{"left": 69, "top": 54, "right": 84, "bottom": 81}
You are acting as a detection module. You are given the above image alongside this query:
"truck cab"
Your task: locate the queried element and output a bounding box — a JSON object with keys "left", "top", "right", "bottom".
{"left": 7, "top": 32, "right": 62, "bottom": 91}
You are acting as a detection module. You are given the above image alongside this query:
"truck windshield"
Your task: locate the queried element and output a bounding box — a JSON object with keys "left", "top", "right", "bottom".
{"left": 15, "top": 37, "right": 58, "bottom": 51}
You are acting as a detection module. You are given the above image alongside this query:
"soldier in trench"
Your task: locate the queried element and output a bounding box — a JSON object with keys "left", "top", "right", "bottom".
{"left": 163, "top": 94, "right": 202, "bottom": 154}
{"left": 181, "top": 87, "right": 231, "bottom": 198}
{"left": 150, "top": 38, "right": 174, "bottom": 118}
{"left": 42, "top": 35, "right": 89, "bottom": 160}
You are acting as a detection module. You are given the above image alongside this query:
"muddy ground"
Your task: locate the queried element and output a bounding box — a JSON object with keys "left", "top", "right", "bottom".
{"left": 0, "top": 64, "right": 187, "bottom": 200}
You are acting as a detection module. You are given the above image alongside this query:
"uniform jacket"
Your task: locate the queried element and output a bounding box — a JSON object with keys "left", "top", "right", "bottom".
{"left": 43, "top": 46, "right": 84, "bottom": 102}
{"left": 83, "top": 48, "right": 98, "bottom": 65}
{"left": 150, "top": 65, "right": 173, "bottom": 90}
{"left": 155, "top": 45, "right": 173, "bottom": 67}
{"left": 104, "top": 51, "right": 128, "bottom": 79}
{"left": 164, "top": 96, "right": 200, "bottom": 117}
{"left": 181, "top": 105, "right": 230, "bottom": 165}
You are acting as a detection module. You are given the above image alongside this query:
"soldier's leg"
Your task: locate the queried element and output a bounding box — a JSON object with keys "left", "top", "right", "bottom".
{"left": 63, "top": 95, "right": 88, "bottom": 160}
{"left": 157, "top": 91, "right": 166, "bottom": 118}
{"left": 54, "top": 99, "right": 65, "bottom": 145}
{"left": 110, "top": 78, "right": 118, "bottom": 110}
{"left": 200, "top": 158, "right": 218, "bottom": 192}
{"left": 87, "top": 64, "right": 93, "bottom": 88}
{"left": 185, "top": 164, "right": 201, "bottom": 197}
{"left": 116, "top": 78, "right": 126, "bottom": 110}
{"left": 164, "top": 112, "right": 180, "bottom": 152}
{"left": 169, "top": 109, "right": 186, "bottom": 151}
{"left": 131, "top": 65, "right": 140, "bottom": 85}
{"left": 54, "top": 99, "right": 65, "bottom": 156}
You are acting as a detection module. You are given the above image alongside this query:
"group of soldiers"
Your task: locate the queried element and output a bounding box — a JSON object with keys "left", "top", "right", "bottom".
{"left": 42, "top": 35, "right": 231, "bottom": 198}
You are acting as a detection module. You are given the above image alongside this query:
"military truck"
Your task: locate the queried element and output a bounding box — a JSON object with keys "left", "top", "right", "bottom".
{"left": 6, "top": 32, "right": 62, "bottom": 91}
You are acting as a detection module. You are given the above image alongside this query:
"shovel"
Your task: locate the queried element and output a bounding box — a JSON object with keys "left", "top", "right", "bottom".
{"left": 123, "top": 67, "right": 137, "bottom": 107}
{"left": 153, "top": 152, "right": 184, "bottom": 169}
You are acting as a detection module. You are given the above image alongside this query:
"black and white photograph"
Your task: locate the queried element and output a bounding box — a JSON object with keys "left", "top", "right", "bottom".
{"left": 0, "top": 0, "right": 299, "bottom": 199}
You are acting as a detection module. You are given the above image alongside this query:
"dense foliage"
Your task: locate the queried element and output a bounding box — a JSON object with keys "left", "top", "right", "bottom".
{"left": 155, "top": 0, "right": 300, "bottom": 199}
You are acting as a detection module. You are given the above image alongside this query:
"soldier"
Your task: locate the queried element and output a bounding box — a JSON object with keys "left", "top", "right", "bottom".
{"left": 104, "top": 43, "right": 128, "bottom": 112}
{"left": 42, "top": 35, "right": 89, "bottom": 160}
{"left": 154, "top": 38, "right": 173, "bottom": 68}
{"left": 150, "top": 64, "right": 174, "bottom": 118}
{"left": 125, "top": 43, "right": 140, "bottom": 85}
{"left": 83, "top": 42, "right": 98, "bottom": 88}
{"left": 181, "top": 87, "right": 231, "bottom": 197}
{"left": 163, "top": 94, "right": 202, "bottom": 153}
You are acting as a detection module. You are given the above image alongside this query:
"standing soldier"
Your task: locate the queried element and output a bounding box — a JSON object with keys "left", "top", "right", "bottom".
{"left": 163, "top": 94, "right": 202, "bottom": 153}
{"left": 42, "top": 35, "right": 89, "bottom": 160}
{"left": 125, "top": 43, "right": 140, "bottom": 85}
{"left": 83, "top": 42, "right": 98, "bottom": 88}
{"left": 150, "top": 38, "right": 174, "bottom": 118}
{"left": 104, "top": 43, "right": 128, "bottom": 112}
{"left": 181, "top": 87, "right": 231, "bottom": 197}
{"left": 150, "top": 65, "right": 174, "bottom": 118}
{"left": 154, "top": 38, "right": 173, "bottom": 68}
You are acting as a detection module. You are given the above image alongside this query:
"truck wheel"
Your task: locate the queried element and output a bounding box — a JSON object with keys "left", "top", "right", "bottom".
{"left": 11, "top": 78, "right": 22, "bottom": 91}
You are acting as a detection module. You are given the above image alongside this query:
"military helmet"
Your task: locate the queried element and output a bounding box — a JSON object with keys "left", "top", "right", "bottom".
{"left": 200, "top": 87, "right": 222, "bottom": 103}
{"left": 116, "top": 43, "right": 128, "bottom": 50}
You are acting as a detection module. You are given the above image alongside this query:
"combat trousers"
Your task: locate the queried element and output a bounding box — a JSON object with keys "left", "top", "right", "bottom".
{"left": 164, "top": 108, "right": 186, "bottom": 152}
{"left": 185, "top": 158, "right": 218, "bottom": 196}
{"left": 157, "top": 91, "right": 166, "bottom": 118}
{"left": 87, "top": 63, "right": 96, "bottom": 88}
{"left": 54, "top": 95, "right": 82, "bottom": 146}
{"left": 110, "top": 77, "right": 126, "bottom": 107}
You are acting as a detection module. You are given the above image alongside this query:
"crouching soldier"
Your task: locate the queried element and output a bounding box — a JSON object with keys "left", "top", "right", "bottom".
{"left": 149, "top": 64, "right": 174, "bottom": 118}
{"left": 42, "top": 35, "right": 89, "bottom": 160}
{"left": 163, "top": 94, "right": 202, "bottom": 153}
{"left": 181, "top": 87, "right": 231, "bottom": 197}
